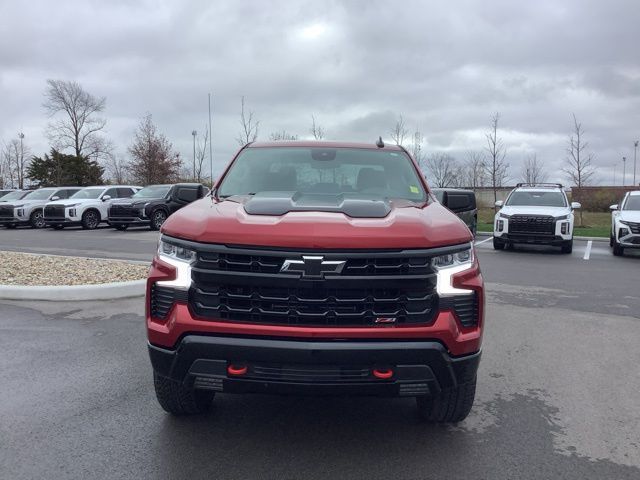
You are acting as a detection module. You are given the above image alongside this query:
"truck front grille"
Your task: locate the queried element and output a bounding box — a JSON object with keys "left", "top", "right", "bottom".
{"left": 509, "top": 215, "right": 555, "bottom": 235}
{"left": 187, "top": 244, "right": 441, "bottom": 327}
{"left": 439, "top": 293, "right": 479, "bottom": 327}
{"left": 0, "top": 205, "right": 13, "bottom": 219}
{"left": 44, "top": 205, "right": 65, "bottom": 219}
{"left": 623, "top": 221, "right": 640, "bottom": 234}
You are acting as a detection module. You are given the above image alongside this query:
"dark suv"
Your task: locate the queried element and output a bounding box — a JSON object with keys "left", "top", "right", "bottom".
{"left": 432, "top": 188, "right": 477, "bottom": 236}
{"left": 108, "top": 183, "right": 208, "bottom": 230}
{"left": 146, "top": 141, "right": 484, "bottom": 423}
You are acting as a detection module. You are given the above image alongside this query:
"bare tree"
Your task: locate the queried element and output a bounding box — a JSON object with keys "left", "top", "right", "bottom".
{"left": 236, "top": 96, "right": 259, "bottom": 146}
{"left": 425, "top": 153, "right": 459, "bottom": 187}
{"left": 521, "top": 153, "right": 548, "bottom": 184}
{"left": 105, "top": 153, "right": 129, "bottom": 184}
{"left": 1, "top": 136, "right": 30, "bottom": 189}
{"left": 194, "top": 127, "right": 209, "bottom": 182}
{"left": 43, "top": 79, "right": 108, "bottom": 159}
{"left": 128, "top": 114, "right": 182, "bottom": 185}
{"left": 484, "top": 112, "right": 509, "bottom": 203}
{"left": 409, "top": 130, "right": 425, "bottom": 167}
{"left": 390, "top": 115, "right": 408, "bottom": 146}
{"left": 461, "top": 151, "right": 487, "bottom": 189}
{"left": 269, "top": 130, "right": 298, "bottom": 141}
{"left": 310, "top": 115, "right": 325, "bottom": 140}
{"left": 563, "top": 114, "right": 594, "bottom": 226}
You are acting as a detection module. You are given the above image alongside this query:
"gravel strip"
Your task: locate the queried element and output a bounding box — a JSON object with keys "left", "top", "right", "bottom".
{"left": 0, "top": 251, "right": 149, "bottom": 286}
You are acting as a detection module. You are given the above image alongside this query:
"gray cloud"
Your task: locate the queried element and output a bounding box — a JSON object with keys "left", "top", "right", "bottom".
{"left": 1, "top": 0, "right": 639, "bottom": 185}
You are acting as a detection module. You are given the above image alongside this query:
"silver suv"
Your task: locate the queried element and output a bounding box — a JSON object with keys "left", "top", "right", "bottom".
{"left": 0, "top": 187, "right": 82, "bottom": 229}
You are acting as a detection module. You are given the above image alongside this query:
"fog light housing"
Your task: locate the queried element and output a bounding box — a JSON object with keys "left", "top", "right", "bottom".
{"left": 561, "top": 222, "right": 568, "bottom": 235}
{"left": 69, "top": 208, "right": 76, "bottom": 217}
{"left": 619, "top": 228, "right": 630, "bottom": 238}
{"left": 16, "top": 208, "right": 24, "bottom": 217}
{"left": 497, "top": 220, "right": 504, "bottom": 232}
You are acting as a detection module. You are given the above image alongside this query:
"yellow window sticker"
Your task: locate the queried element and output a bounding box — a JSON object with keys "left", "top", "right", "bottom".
{"left": 410, "top": 185, "right": 420, "bottom": 194}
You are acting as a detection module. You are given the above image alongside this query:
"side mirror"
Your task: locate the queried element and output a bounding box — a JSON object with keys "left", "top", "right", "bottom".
{"left": 50, "top": 196, "right": 60, "bottom": 201}
{"left": 102, "top": 195, "right": 111, "bottom": 202}
{"left": 571, "top": 202, "right": 581, "bottom": 209}
{"left": 495, "top": 200, "right": 503, "bottom": 208}
{"left": 610, "top": 204, "right": 618, "bottom": 211}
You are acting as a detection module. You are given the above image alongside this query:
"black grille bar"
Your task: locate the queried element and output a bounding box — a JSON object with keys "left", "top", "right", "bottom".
{"left": 509, "top": 215, "right": 555, "bottom": 235}
{"left": 439, "top": 293, "right": 479, "bottom": 327}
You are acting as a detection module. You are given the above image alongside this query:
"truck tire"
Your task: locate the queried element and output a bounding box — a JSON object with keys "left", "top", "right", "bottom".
{"left": 153, "top": 372, "right": 214, "bottom": 415}
{"left": 81, "top": 209, "right": 100, "bottom": 230}
{"left": 416, "top": 375, "right": 476, "bottom": 423}
{"left": 609, "top": 231, "right": 614, "bottom": 247}
{"left": 561, "top": 239, "right": 573, "bottom": 254}
{"left": 151, "top": 209, "right": 167, "bottom": 231}
{"left": 30, "top": 210, "right": 46, "bottom": 229}
{"left": 613, "top": 241, "right": 624, "bottom": 257}
{"left": 492, "top": 237, "right": 505, "bottom": 250}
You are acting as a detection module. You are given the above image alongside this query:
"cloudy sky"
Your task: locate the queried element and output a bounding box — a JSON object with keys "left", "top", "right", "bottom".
{"left": 1, "top": 0, "right": 639, "bottom": 185}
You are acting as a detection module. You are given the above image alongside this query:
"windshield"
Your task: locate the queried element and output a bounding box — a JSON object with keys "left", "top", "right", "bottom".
{"left": 1, "top": 190, "right": 30, "bottom": 201}
{"left": 23, "top": 189, "right": 56, "bottom": 200}
{"left": 622, "top": 196, "right": 640, "bottom": 211}
{"left": 506, "top": 191, "right": 567, "bottom": 207}
{"left": 133, "top": 185, "right": 171, "bottom": 199}
{"left": 217, "top": 147, "right": 426, "bottom": 202}
{"left": 70, "top": 188, "right": 104, "bottom": 199}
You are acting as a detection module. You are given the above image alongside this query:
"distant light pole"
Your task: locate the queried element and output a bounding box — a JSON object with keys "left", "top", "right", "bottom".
{"left": 191, "top": 130, "right": 197, "bottom": 179}
{"left": 18, "top": 132, "right": 25, "bottom": 189}
{"left": 634, "top": 140, "right": 638, "bottom": 186}
{"left": 622, "top": 157, "right": 626, "bottom": 186}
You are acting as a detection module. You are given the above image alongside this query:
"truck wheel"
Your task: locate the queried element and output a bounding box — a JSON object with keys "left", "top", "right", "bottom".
{"left": 153, "top": 372, "right": 214, "bottom": 415}
{"left": 114, "top": 224, "right": 129, "bottom": 231}
{"left": 81, "top": 210, "right": 100, "bottom": 230}
{"left": 151, "top": 210, "right": 167, "bottom": 231}
{"left": 492, "top": 237, "right": 505, "bottom": 250}
{"left": 609, "top": 231, "right": 614, "bottom": 247}
{"left": 613, "top": 241, "right": 624, "bottom": 257}
{"left": 416, "top": 375, "right": 476, "bottom": 423}
{"left": 561, "top": 239, "right": 573, "bottom": 254}
{"left": 30, "top": 210, "right": 46, "bottom": 229}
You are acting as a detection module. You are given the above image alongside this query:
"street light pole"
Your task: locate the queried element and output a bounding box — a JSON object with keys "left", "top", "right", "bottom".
{"left": 622, "top": 157, "right": 626, "bottom": 186}
{"left": 613, "top": 164, "right": 617, "bottom": 186}
{"left": 191, "top": 130, "right": 197, "bottom": 179}
{"left": 18, "top": 132, "right": 25, "bottom": 189}
{"left": 634, "top": 140, "right": 638, "bottom": 186}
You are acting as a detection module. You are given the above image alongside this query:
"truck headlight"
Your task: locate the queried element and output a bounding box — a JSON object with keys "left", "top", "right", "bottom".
{"left": 432, "top": 246, "right": 474, "bottom": 296}
{"left": 498, "top": 213, "right": 510, "bottom": 219}
{"left": 158, "top": 240, "right": 196, "bottom": 263}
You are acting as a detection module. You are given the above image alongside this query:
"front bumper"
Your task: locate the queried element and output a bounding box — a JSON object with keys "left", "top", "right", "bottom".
{"left": 149, "top": 335, "right": 481, "bottom": 397}
{"left": 494, "top": 233, "right": 567, "bottom": 245}
{"left": 618, "top": 234, "right": 640, "bottom": 248}
{"left": 44, "top": 217, "right": 80, "bottom": 226}
{"left": 0, "top": 216, "right": 27, "bottom": 225}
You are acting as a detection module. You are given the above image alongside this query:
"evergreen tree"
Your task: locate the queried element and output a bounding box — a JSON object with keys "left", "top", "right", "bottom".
{"left": 27, "top": 149, "right": 104, "bottom": 187}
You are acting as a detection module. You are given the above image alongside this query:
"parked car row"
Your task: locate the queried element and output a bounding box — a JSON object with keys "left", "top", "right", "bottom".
{"left": 0, "top": 183, "right": 208, "bottom": 231}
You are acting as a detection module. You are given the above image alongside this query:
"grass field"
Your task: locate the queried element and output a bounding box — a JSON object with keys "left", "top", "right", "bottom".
{"left": 477, "top": 208, "right": 610, "bottom": 238}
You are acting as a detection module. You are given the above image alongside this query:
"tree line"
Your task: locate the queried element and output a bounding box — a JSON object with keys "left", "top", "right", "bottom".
{"left": 1, "top": 80, "right": 595, "bottom": 191}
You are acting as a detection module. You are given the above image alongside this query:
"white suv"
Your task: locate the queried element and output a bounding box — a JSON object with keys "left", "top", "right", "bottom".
{"left": 44, "top": 185, "right": 140, "bottom": 230}
{"left": 493, "top": 183, "right": 581, "bottom": 254}
{"left": 0, "top": 187, "right": 82, "bottom": 229}
{"left": 610, "top": 190, "right": 640, "bottom": 256}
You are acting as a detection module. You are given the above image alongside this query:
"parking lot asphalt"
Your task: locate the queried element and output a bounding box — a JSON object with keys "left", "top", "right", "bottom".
{"left": 1, "top": 229, "right": 639, "bottom": 479}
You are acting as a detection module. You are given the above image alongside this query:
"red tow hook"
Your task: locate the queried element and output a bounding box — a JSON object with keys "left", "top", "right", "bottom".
{"left": 227, "top": 364, "right": 248, "bottom": 376}
{"left": 372, "top": 368, "right": 394, "bottom": 379}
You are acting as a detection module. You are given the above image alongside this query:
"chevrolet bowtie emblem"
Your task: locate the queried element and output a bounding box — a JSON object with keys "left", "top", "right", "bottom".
{"left": 280, "top": 256, "right": 346, "bottom": 279}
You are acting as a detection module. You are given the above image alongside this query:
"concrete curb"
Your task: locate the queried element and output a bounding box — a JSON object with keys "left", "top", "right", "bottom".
{"left": 476, "top": 231, "right": 608, "bottom": 242}
{"left": 0, "top": 279, "right": 146, "bottom": 301}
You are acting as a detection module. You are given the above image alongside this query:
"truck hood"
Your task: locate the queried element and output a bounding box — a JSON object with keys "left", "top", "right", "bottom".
{"left": 498, "top": 205, "right": 571, "bottom": 217}
{"left": 161, "top": 195, "right": 472, "bottom": 249}
{"left": 9, "top": 198, "right": 52, "bottom": 207}
{"left": 112, "top": 198, "right": 163, "bottom": 207}
{"left": 618, "top": 210, "right": 640, "bottom": 223}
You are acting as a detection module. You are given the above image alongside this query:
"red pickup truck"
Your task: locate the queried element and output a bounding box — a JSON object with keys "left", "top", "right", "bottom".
{"left": 146, "top": 141, "right": 484, "bottom": 423}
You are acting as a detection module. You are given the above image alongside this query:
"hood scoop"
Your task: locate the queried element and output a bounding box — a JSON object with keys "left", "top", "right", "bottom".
{"left": 241, "top": 192, "right": 392, "bottom": 218}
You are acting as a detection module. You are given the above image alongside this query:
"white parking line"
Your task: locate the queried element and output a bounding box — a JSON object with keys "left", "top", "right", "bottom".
{"left": 474, "top": 237, "right": 492, "bottom": 246}
{"left": 583, "top": 240, "right": 593, "bottom": 260}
